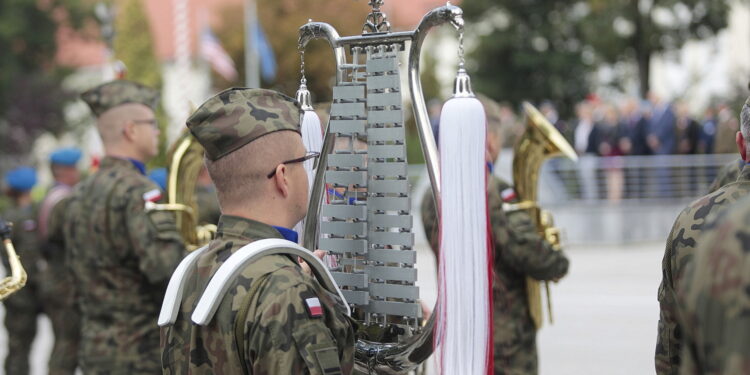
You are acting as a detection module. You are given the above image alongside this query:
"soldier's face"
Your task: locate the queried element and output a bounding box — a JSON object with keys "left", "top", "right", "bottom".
{"left": 130, "top": 106, "right": 160, "bottom": 161}
{"left": 290, "top": 137, "right": 310, "bottom": 221}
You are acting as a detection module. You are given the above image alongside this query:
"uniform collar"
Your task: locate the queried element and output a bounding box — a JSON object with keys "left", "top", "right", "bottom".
{"left": 99, "top": 156, "right": 147, "bottom": 175}
{"left": 271, "top": 225, "right": 298, "bottom": 243}
{"left": 737, "top": 164, "right": 750, "bottom": 183}
{"left": 216, "top": 215, "right": 285, "bottom": 242}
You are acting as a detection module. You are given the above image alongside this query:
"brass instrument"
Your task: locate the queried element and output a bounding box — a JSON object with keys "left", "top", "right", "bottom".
{"left": 146, "top": 131, "right": 216, "bottom": 250}
{"left": 0, "top": 219, "right": 27, "bottom": 300}
{"left": 506, "top": 102, "right": 577, "bottom": 329}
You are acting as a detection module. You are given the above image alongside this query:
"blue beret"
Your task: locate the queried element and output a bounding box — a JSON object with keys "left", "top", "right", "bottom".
{"left": 49, "top": 148, "right": 82, "bottom": 166}
{"left": 148, "top": 168, "right": 168, "bottom": 191}
{"left": 5, "top": 167, "right": 37, "bottom": 192}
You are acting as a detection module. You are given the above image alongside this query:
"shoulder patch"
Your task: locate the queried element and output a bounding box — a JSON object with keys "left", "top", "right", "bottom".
{"left": 305, "top": 297, "right": 324, "bottom": 318}
{"left": 142, "top": 188, "right": 162, "bottom": 203}
{"left": 501, "top": 188, "right": 517, "bottom": 202}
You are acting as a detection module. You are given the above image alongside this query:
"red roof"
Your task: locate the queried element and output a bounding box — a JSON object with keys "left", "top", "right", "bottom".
{"left": 56, "top": 0, "right": 460, "bottom": 67}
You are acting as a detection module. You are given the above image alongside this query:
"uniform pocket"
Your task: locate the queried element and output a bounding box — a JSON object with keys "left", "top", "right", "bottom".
{"left": 292, "top": 327, "right": 342, "bottom": 375}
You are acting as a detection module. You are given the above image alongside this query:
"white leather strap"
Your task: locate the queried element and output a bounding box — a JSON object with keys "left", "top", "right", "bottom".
{"left": 157, "top": 245, "right": 209, "bottom": 327}
{"left": 191, "top": 238, "right": 350, "bottom": 326}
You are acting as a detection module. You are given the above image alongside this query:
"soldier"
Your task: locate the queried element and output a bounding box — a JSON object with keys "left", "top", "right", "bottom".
{"left": 706, "top": 157, "right": 743, "bottom": 193}
{"left": 64, "top": 80, "right": 185, "bottom": 373}
{"left": 656, "top": 96, "right": 750, "bottom": 374}
{"left": 676, "top": 194, "right": 750, "bottom": 374}
{"left": 2, "top": 166, "right": 42, "bottom": 375}
{"left": 160, "top": 88, "right": 355, "bottom": 374}
{"left": 421, "top": 95, "right": 569, "bottom": 374}
{"left": 38, "top": 147, "right": 83, "bottom": 374}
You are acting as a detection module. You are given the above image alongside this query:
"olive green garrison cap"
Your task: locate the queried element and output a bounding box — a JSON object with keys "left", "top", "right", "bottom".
{"left": 187, "top": 88, "right": 301, "bottom": 161}
{"left": 80, "top": 80, "right": 160, "bottom": 116}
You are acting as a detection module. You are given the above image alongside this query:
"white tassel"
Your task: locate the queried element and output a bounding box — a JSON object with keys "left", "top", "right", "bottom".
{"left": 436, "top": 69, "right": 492, "bottom": 375}
{"left": 294, "top": 84, "right": 323, "bottom": 242}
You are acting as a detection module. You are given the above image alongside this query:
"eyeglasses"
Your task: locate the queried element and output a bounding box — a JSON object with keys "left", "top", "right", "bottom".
{"left": 132, "top": 119, "right": 159, "bottom": 129}
{"left": 267, "top": 151, "right": 320, "bottom": 179}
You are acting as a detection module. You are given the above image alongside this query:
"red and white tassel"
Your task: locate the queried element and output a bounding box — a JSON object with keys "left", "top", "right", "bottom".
{"left": 294, "top": 83, "right": 323, "bottom": 240}
{"left": 435, "top": 67, "right": 492, "bottom": 375}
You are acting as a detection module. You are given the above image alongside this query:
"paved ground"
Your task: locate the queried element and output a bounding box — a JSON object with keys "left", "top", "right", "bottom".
{"left": 0, "top": 240, "right": 663, "bottom": 375}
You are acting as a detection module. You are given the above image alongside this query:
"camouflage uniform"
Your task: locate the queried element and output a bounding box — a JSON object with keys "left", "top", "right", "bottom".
{"left": 161, "top": 88, "right": 355, "bottom": 374}
{"left": 676, "top": 194, "right": 750, "bottom": 374}
{"left": 421, "top": 175, "right": 569, "bottom": 375}
{"left": 656, "top": 164, "right": 750, "bottom": 375}
{"left": 707, "top": 158, "right": 743, "bottom": 193}
{"left": 63, "top": 80, "right": 186, "bottom": 374}
{"left": 38, "top": 185, "right": 80, "bottom": 374}
{"left": 2, "top": 202, "right": 43, "bottom": 375}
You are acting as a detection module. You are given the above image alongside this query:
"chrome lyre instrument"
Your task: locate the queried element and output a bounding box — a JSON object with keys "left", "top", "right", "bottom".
{"left": 299, "top": 1, "right": 463, "bottom": 373}
{"left": 145, "top": 132, "right": 217, "bottom": 251}
{"left": 505, "top": 102, "right": 577, "bottom": 329}
{"left": 0, "top": 219, "right": 27, "bottom": 300}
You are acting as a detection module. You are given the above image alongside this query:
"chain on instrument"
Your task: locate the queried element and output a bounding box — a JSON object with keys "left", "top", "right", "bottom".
{"left": 298, "top": 2, "right": 466, "bottom": 373}
{"left": 504, "top": 102, "right": 577, "bottom": 329}
{"left": 0, "top": 219, "right": 27, "bottom": 300}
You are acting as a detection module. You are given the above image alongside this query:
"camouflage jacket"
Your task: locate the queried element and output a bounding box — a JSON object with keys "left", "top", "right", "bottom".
{"left": 707, "top": 158, "right": 743, "bottom": 194}
{"left": 63, "top": 156, "right": 185, "bottom": 372}
{"left": 161, "top": 215, "right": 355, "bottom": 375}
{"left": 656, "top": 164, "right": 750, "bottom": 375}
{"left": 676, "top": 195, "right": 750, "bottom": 375}
{"left": 421, "top": 175, "right": 569, "bottom": 374}
{"left": 1, "top": 202, "right": 41, "bottom": 286}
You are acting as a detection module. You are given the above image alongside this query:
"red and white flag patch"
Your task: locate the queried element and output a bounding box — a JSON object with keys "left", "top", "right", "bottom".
{"left": 501, "top": 188, "right": 517, "bottom": 203}
{"left": 143, "top": 189, "right": 162, "bottom": 203}
{"left": 305, "top": 297, "right": 323, "bottom": 318}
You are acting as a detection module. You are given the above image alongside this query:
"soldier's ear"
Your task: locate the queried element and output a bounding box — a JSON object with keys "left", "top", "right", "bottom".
{"left": 122, "top": 121, "right": 136, "bottom": 141}
{"left": 736, "top": 131, "right": 747, "bottom": 162}
{"left": 272, "top": 164, "right": 290, "bottom": 198}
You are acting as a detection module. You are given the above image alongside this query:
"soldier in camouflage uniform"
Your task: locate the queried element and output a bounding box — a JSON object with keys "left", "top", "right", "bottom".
{"left": 707, "top": 157, "right": 743, "bottom": 193}
{"left": 676, "top": 194, "right": 750, "bottom": 374}
{"left": 421, "top": 95, "right": 569, "bottom": 375}
{"left": 2, "top": 166, "right": 43, "bottom": 375}
{"left": 38, "top": 148, "right": 83, "bottom": 374}
{"left": 64, "top": 80, "right": 186, "bottom": 374}
{"left": 656, "top": 97, "right": 750, "bottom": 375}
{"left": 161, "top": 88, "right": 355, "bottom": 374}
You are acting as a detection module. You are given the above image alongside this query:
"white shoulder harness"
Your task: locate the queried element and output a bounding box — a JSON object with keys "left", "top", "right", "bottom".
{"left": 158, "top": 239, "right": 349, "bottom": 327}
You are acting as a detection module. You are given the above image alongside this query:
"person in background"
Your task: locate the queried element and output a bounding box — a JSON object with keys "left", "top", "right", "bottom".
{"left": 1, "top": 166, "right": 43, "bottom": 375}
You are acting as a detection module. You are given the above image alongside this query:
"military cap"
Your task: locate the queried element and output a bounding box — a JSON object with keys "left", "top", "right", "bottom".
{"left": 187, "top": 88, "right": 301, "bottom": 161}
{"left": 148, "top": 167, "right": 168, "bottom": 191}
{"left": 5, "top": 167, "right": 37, "bottom": 192}
{"left": 49, "top": 147, "right": 82, "bottom": 166}
{"left": 81, "top": 80, "right": 160, "bottom": 116}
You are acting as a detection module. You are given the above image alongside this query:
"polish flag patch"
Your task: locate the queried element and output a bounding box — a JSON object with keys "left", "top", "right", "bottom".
{"left": 501, "top": 188, "right": 517, "bottom": 202}
{"left": 305, "top": 297, "right": 323, "bottom": 318}
{"left": 143, "top": 189, "right": 162, "bottom": 203}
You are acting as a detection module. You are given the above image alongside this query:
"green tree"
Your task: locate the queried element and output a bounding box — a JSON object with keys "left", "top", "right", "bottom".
{"left": 215, "top": 0, "right": 369, "bottom": 100}
{"left": 113, "top": 0, "right": 167, "bottom": 166}
{"left": 581, "top": 0, "right": 734, "bottom": 97}
{"left": 0, "top": 0, "right": 91, "bottom": 157}
{"left": 461, "top": 0, "right": 592, "bottom": 117}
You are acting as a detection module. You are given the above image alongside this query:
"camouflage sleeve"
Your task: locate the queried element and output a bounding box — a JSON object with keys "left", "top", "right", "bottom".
{"left": 125, "top": 184, "right": 185, "bottom": 285}
{"left": 246, "top": 278, "right": 350, "bottom": 375}
{"left": 655, "top": 219, "right": 681, "bottom": 375}
{"left": 495, "top": 206, "right": 569, "bottom": 281}
{"left": 46, "top": 196, "right": 69, "bottom": 246}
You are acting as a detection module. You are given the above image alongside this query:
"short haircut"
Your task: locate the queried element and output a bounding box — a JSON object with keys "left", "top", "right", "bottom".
{"left": 96, "top": 103, "right": 152, "bottom": 145}
{"left": 205, "top": 130, "right": 301, "bottom": 210}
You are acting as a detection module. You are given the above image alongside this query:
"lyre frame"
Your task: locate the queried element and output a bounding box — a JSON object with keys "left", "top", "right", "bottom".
{"left": 297, "top": 4, "right": 464, "bottom": 373}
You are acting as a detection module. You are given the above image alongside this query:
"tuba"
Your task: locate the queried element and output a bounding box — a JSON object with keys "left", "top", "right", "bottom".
{"left": 506, "top": 102, "right": 577, "bottom": 329}
{"left": 298, "top": 2, "right": 468, "bottom": 373}
{"left": 0, "top": 219, "right": 27, "bottom": 300}
{"left": 146, "top": 131, "right": 216, "bottom": 250}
